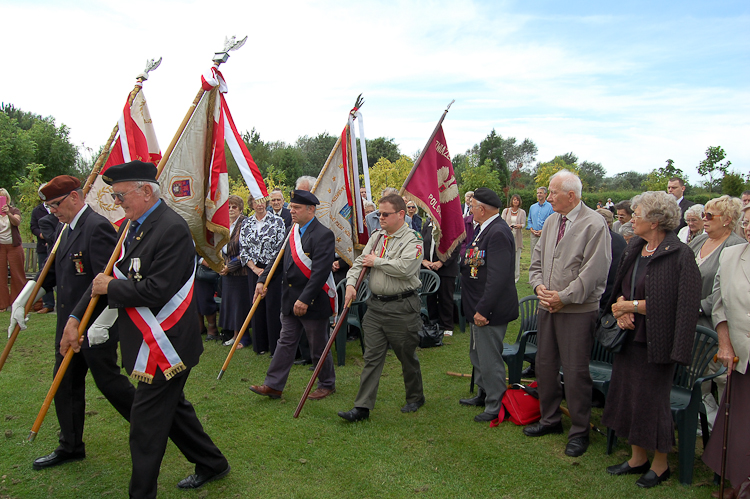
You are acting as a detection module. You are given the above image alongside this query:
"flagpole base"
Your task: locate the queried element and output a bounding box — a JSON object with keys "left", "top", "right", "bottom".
{"left": 217, "top": 370, "right": 225, "bottom": 380}
{"left": 28, "top": 431, "right": 37, "bottom": 442}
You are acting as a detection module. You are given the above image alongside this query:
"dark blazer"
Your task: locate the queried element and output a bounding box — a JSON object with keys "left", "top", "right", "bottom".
{"left": 40, "top": 207, "right": 117, "bottom": 348}
{"left": 605, "top": 231, "right": 700, "bottom": 365}
{"left": 30, "top": 203, "right": 48, "bottom": 253}
{"left": 421, "top": 219, "right": 459, "bottom": 278}
{"left": 268, "top": 206, "right": 292, "bottom": 229}
{"left": 676, "top": 197, "right": 695, "bottom": 234}
{"left": 600, "top": 229, "right": 627, "bottom": 309}
{"left": 460, "top": 216, "right": 519, "bottom": 326}
{"left": 73, "top": 201, "right": 203, "bottom": 374}
{"left": 411, "top": 213, "right": 423, "bottom": 232}
{"left": 260, "top": 217, "right": 335, "bottom": 320}
{"left": 39, "top": 213, "right": 61, "bottom": 255}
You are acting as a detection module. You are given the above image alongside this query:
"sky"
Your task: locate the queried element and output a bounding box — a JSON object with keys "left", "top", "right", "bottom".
{"left": 1, "top": 0, "right": 748, "bottom": 184}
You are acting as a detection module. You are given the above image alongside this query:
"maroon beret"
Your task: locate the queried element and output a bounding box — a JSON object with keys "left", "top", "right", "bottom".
{"left": 39, "top": 175, "right": 81, "bottom": 201}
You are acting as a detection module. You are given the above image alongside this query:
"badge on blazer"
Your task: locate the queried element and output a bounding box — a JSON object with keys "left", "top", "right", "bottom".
{"left": 72, "top": 252, "right": 85, "bottom": 275}
{"left": 128, "top": 258, "right": 143, "bottom": 281}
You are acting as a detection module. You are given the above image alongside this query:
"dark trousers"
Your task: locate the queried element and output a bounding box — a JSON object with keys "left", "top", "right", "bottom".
{"left": 53, "top": 338, "right": 136, "bottom": 455}
{"left": 129, "top": 369, "right": 228, "bottom": 499}
{"left": 536, "top": 309, "right": 596, "bottom": 440}
{"left": 426, "top": 275, "right": 455, "bottom": 331}
{"left": 37, "top": 252, "right": 55, "bottom": 308}
{"left": 248, "top": 270, "right": 282, "bottom": 355}
{"left": 264, "top": 313, "right": 335, "bottom": 391}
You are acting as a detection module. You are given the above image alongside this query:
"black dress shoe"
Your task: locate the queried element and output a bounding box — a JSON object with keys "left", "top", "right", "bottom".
{"left": 564, "top": 436, "right": 590, "bottom": 457}
{"left": 294, "top": 358, "right": 312, "bottom": 366}
{"left": 32, "top": 451, "right": 85, "bottom": 470}
{"left": 401, "top": 399, "right": 425, "bottom": 413}
{"left": 636, "top": 468, "right": 670, "bottom": 488}
{"left": 521, "top": 365, "right": 536, "bottom": 378}
{"left": 474, "top": 412, "right": 499, "bottom": 422}
{"left": 523, "top": 421, "right": 564, "bottom": 437}
{"left": 459, "top": 389, "right": 486, "bottom": 407}
{"left": 338, "top": 407, "right": 370, "bottom": 422}
{"left": 177, "top": 465, "right": 231, "bottom": 489}
{"left": 607, "top": 460, "right": 651, "bottom": 476}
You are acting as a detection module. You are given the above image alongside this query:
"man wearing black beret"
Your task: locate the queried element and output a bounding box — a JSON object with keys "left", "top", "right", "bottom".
{"left": 458, "top": 188, "right": 519, "bottom": 421}
{"left": 61, "top": 160, "right": 229, "bottom": 497}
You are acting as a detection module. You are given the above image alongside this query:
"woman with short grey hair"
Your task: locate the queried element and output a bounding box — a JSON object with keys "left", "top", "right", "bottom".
{"left": 677, "top": 204, "right": 704, "bottom": 244}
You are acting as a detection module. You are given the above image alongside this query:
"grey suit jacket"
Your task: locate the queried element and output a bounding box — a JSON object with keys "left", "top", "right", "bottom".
{"left": 711, "top": 243, "right": 750, "bottom": 374}
{"left": 529, "top": 202, "right": 611, "bottom": 313}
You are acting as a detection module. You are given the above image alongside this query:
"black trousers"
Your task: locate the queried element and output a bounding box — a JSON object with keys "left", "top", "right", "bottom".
{"left": 129, "top": 369, "right": 228, "bottom": 499}
{"left": 248, "top": 270, "right": 282, "bottom": 355}
{"left": 53, "top": 338, "right": 136, "bottom": 455}
{"left": 426, "top": 275, "right": 456, "bottom": 331}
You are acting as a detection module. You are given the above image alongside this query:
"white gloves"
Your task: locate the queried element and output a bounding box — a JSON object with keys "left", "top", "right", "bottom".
{"left": 87, "top": 307, "right": 118, "bottom": 346}
{"left": 8, "top": 281, "right": 46, "bottom": 338}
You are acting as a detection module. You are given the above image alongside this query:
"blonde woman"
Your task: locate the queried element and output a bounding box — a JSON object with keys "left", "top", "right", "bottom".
{"left": 0, "top": 188, "right": 26, "bottom": 311}
{"left": 501, "top": 194, "right": 526, "bottom": 283}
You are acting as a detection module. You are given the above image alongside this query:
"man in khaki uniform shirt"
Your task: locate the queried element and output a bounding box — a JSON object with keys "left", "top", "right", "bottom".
{"left": 338, "top": 194, "right": 425, "bottom": 422}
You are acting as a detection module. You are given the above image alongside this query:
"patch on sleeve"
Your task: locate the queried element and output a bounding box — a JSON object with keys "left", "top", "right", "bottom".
{"left": 415, "top": 244, "right": 423, "bottom": 258}
{"left": 413, "top": 230, "right": 423, "bottom": 240}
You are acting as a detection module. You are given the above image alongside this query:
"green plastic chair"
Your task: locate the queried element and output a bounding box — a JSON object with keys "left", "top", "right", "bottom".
{"left": 418, "top": 269, "right": 441, "bottom": 318}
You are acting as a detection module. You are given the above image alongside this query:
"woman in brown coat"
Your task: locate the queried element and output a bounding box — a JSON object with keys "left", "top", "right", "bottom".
{"left": 0, "top": 188, "right": 26, "bottom": 311}
{"left": 602, "top": 191, "right": 701, "bottom": 488}
{"left": 501, "top": 194, "right": 526, "bottom": 283}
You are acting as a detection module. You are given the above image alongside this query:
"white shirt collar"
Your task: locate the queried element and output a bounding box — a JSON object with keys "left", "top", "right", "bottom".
{"left": 69, "top": 204, "right": 88, "bottom": 230}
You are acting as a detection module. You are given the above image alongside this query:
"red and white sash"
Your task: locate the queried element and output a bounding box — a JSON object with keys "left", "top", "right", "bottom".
{"left": 113, "top": 245, "right": 195, "bottom": 383}
{"left": 289, "top": 224, "right": 338, "bottom": 317}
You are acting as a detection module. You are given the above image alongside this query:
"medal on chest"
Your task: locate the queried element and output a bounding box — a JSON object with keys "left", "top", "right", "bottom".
{"left": 128, "top": 258, "right": 142, "bottom": 281}
{"left": 72, "top": 252, "right": 85, "bottom": 275}
{"left": 465, "top": 244, "right": 485, "bottom": 279}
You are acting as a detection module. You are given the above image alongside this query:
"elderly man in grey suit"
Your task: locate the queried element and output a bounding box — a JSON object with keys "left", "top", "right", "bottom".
{"left": 525, "top": 170, "right": 611, "bottom": 457}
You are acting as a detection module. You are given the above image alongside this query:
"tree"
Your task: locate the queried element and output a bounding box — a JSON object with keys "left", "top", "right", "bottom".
{"left": 722, "top": 171, "right": 745, "bottom": 197}
{"left": 460, "top": 159, "right": 503, "bottom": 196}
{"left": 579, "top": 161, "right": 606, "bottom": 192}
{"left": 365, "top": 137, "right": 400, "bottom": 167}
{"left": 697, "top": 146, "right": 731, "bottom": 193}
{"left": 502, "top": 137, "right": 538, "bottom": 172}
{"left": 534, "top": 156, "right": 579, "bottom": 188}
{"left": 603, "top": 171, "right": 647, "bottom": 191}
{"left": 478, "top": 129, "right": 509, "bottom": 186}
{"left": 643, "top": 159, "right": 685, "bottom": 191}
{"left": 296, "top": 132, "right": 337, "bottom": 177}
{"left": 367, "top": 155, "right": 414, "bottom": 196}
{"left": 0, "top": 112, "right": 35, "bottom": 189}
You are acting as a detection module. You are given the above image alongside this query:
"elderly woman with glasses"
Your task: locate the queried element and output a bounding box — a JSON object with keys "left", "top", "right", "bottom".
{"left": 602, "top": 191, "right": 701, "bottom": 488}
{"left": 406, "top": 201, "right": 422, "bottom": 232}
{"left": 677, "top": 204, "right": 704, "bottom": 244}
{"left": 0, "top": 188, "right": 26, "bottom": 312}
{"left": 219, "top": 195, "right": 251, "bottom": 348}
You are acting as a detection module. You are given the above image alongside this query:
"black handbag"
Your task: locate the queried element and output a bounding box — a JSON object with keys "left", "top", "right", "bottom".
{"left": 196, "top": 264, "right": 220, "bottom": 286}
{"left": 418, "top": 320, "right": 443, "bottom": 348}
{"left": 596, "top": 257, "right": 640, "bottom": 353}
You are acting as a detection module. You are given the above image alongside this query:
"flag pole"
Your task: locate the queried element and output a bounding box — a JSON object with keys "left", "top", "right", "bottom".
{"left": 0, "top": 80, "right": 146, "bottom": 373}
{"left": 399, "top": 100, "right": 454, "bottom": 196}
{"left": 217, "top": 229, "right": 292, "bottom": 380}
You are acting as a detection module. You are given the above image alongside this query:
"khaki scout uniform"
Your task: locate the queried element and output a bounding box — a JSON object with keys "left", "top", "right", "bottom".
{"left": 346, "top": 222, "right": 425, "bottom": 410}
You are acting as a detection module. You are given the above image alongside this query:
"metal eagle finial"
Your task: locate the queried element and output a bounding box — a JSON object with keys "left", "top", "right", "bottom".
{"left": 224, "top": 36, "right": 248, "bottom": 52}
{"left": 136, "top": 57, "right": 162, "bottom": 81}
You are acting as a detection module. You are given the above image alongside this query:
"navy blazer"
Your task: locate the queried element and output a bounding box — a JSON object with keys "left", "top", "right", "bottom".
{"left": 72, "top": 201, "right": 203, "bottom": 375}
{"left": 460, "top": 216, "right": 519, "bottom": 326}
{"left": 41, "top": 207, "right": 117, "bottom": 349}
{"left": 260, "top": 217, "right": 335, "bottom": 320}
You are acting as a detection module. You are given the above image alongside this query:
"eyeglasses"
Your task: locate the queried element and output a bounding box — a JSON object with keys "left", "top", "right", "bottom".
{"left": 742, "top": 220, "right": 749, "bottom": 229}
{"left": 407, "top": 206, "right": 416, "bottom": 210}
{"left": 630, "top": 213, "right": 642, "bottom": 221}
{"left": 110, "top": 187, "right": 140, "bottom": 202}
{"left": 701, "top": 212, "right": 716, "bottom": 221}
{"left": 44, "top": 192, "right": 71, "bottom": 210}
{"left": 378, "top": 211, "right": 397, "bottom": 219}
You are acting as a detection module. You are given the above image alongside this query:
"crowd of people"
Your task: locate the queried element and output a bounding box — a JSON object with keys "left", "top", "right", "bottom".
{"left": 5, "top": 163, "right": 750, "bottom": 497}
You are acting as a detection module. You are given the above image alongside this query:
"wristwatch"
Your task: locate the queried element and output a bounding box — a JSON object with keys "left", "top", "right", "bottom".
{"left": 633, "top": 300, "right": 639, "bottom": 314}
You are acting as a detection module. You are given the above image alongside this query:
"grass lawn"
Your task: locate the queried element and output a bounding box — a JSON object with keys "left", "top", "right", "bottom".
{"left": 0, "top": 235, "right": 719, "bottom": 498}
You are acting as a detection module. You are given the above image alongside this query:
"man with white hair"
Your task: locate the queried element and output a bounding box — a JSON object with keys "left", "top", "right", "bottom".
{"left": 295, "top": 176, "right": 318, "bottom": 192}
{"left": 525, "top": 170, "right": 611, "bottom": 458}
{"left": 365, "top": 187, "right": 412, "bottom": 234}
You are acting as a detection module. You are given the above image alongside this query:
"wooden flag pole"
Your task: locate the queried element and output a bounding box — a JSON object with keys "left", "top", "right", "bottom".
{"left": 0, "top": 82, "right": 145, "bottom": 373}
{"left": 217, "top": 229, "right": 292, "bottom": 380}
{"left": 399, "top": 100, "right": 454, "bottom": 196}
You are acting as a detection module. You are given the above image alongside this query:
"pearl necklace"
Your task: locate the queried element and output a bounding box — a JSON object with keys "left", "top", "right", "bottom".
{"left": 644, "top": 243, "right": 657, "bottom": 253}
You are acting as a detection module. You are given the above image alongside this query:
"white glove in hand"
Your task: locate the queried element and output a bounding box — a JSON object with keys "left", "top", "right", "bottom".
{"left": 8, "top": 281, "right": 46, "bottom": 338}
{"left": 87, "top": 307, "right": 118, "bottom": 346}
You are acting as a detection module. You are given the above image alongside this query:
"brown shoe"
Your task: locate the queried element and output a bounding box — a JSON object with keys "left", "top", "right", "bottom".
{"left": 249, "top": 384, "right": 282, "bottom": 399}
{"left": 712, "top": 487, "right": 737, "bottom": 499}
{"left": 308, "top": 388, "right": 335, "bottom": 400}
{"left": 37, "top": 307, "right": 54, "bottom": 314}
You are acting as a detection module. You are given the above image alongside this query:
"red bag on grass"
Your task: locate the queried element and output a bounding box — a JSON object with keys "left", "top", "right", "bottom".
{"left": 490, "top": 382, "right": 541, "bottom": 427}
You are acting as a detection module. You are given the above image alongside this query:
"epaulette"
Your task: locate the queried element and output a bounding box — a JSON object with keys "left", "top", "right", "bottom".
{"left": 413, "top": 230, "right": 423, "bottom": 240}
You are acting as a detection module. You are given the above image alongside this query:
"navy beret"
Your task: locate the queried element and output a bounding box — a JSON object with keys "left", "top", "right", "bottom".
{"left": 473, "top": 187, "right": 502, "bottom": 209}
{"left": 102, "top": 160, "right": 158, "bottom": 185}
{"left": 290, "top": 189, "right": 319, "bottom": 206}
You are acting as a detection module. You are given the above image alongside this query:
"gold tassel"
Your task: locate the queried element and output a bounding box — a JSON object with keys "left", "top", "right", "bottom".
{"left": 130, "top": 371, "right": 154, "bottom": 384}
{"left": 163, "top": 362, "right": 187, "bottom": 381}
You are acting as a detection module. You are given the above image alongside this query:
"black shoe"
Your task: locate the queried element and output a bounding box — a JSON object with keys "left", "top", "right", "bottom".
{"left": 459, "top": 389, "right": 486, "bottom": 407}
{"left": 474, "top": 412, "right": 499, "bottom": 422}
{"left": 607, "top": 460, "right": 651, "bottom": 476}
{"left": 521, "top": 365, "right": 536, "bottom": 378}
{"left": 636, "top": 468, "right": 671, "bottom": 488}
{"left": 177, "top": 465, "right": 231, "bottom": 489}
{"left": 294, "top": 358, "right": 312, "bottom": 366}
{"left": 523, "top": 421, "right": 564, "bottom": 437}
{"left": 564, "top": 436, "right": 590, "bottom": 457}
{"left": 32, "top": 451, "right": 85, "bottom": 470}
{"left": 401, "top": 399, "right": 425, "bottom": 413}
{"left": 204, "top": 334, "right": 220, "bottom": 342}
{"left": 338, "top": 407, "right": 370, "bottom": 422}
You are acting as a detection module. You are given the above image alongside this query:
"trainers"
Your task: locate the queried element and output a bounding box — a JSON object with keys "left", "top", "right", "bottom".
{"left": 443, "top": 330, "right": 453, "bottom": 337}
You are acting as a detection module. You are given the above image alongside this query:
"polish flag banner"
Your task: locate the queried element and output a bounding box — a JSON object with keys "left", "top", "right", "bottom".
{"left": 86, "top": 82, "right": 161, "bottom": 225}
{"left": 402, "top": 125, "right": 465, "bottom": 260}
{"left": 159, "top": 66, "right": 267, "bottom": 272}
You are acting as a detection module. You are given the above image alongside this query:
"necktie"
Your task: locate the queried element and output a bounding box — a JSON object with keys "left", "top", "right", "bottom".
{"left": 556, "top": 216, "right": 567, "bottom": 245}
{"left": 125, "top": 221, "right": 140, "bottom": 251}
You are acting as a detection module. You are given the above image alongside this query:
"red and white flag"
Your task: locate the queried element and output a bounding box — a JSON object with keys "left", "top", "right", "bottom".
{"left": 86, "top": 81, "right": 161, "bottom": 225}
{"left": 159, "top": 66, "right": 267, "bottom": 271}
{"left": 403, "top": 125, "right": 465, "bottom": 259}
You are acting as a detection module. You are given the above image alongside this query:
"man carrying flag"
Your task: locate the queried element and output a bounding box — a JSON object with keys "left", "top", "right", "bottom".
{"left": 249, "top": 189, "right": 337, "bottom": 401}
{"left": 62, "top": 160, "right": 229, "bottom": 498}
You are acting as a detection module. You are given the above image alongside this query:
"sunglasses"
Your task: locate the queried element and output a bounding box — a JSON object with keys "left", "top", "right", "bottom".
{"left": 110, "top": 187, "right": 140, "bottom": 202}
{"left": 44, "top": 192, "right": 71, "bottom": 210}
{"left": 378, "top": 211, "right": 397, "bottom": 219}
{"left": 701, "top": 212, "right": 716, "bottom": 221}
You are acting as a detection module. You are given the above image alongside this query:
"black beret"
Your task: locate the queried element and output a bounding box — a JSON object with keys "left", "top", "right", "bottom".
{"left": 102, "top": 160, "right": 158, "bottom": 185}
{"left": 473, "top": 187, "right": 502, "bottom": 209}
{"left": 289, "top": 189, "right": 319, "bottom": 206}
{"left": 39, "top": 175, "right": 81, "bottom": 201}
